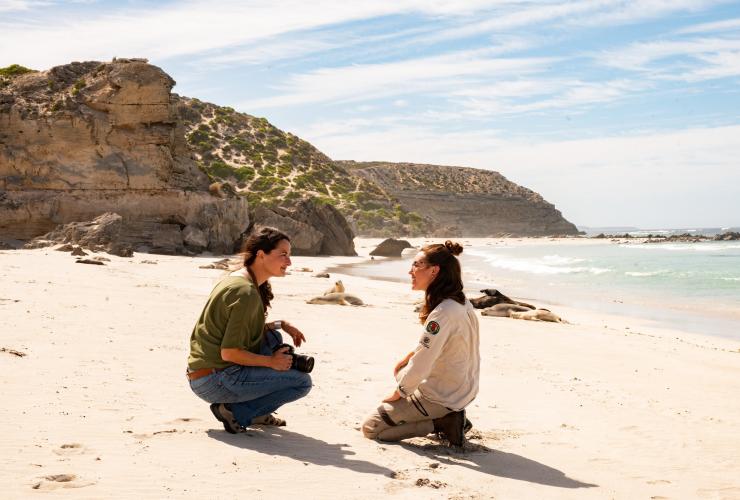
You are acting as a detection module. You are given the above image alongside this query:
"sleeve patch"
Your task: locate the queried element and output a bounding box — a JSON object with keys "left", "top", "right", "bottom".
{"left": 420, "top": 335, "right": 432, "bottom": 348}
{"left": 425, "top": 320, "right": 440, "bottom": 335}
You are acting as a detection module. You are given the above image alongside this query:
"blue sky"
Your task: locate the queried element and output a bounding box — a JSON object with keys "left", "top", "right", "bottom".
{"left": 2, "top": 0, "right": 739, "bottom": 228}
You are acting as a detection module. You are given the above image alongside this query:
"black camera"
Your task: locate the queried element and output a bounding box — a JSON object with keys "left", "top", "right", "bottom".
{"left": 272, "top": 343, "right": 314, "bottom": 373}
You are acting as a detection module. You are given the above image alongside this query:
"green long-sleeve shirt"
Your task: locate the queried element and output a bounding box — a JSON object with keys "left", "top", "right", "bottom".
{"left": 188, "top": 275, "right": 265, "bottom": 370}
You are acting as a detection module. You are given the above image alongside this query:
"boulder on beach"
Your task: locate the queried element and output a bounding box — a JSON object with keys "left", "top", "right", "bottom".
{"left": 369, "top": 238, "right": 413, "bottom": 257}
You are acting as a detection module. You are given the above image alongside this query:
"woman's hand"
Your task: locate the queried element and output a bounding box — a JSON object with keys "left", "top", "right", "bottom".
{"left": 383, "top": 390, "right": 402, "bottom": 403}
{"left": 270, "top": 347, "right": 293, "bottom": 371}
{"left": 393, "top": 351, "right": 415, "bottom": 376}
{"left": 282, "top": 321, "right": 306, "bottom": 347}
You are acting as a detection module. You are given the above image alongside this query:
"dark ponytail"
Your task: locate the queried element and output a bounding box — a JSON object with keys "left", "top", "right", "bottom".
{"left": 239, "top": 226, "right": 290, "bottom": 313}
{"left": 418, "top": 240, "right": 465, "bottom": 324}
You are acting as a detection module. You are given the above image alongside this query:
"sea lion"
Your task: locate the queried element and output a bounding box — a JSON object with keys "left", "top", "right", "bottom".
{"left": 307, "top": 292, "right": 364, "bottom": 306}
{"left": 323, "top": 280, "right": 345, "bottom": 295}
{"left": 480, "top": 303, "right": 532, "bottom": 317}
{"left": 470, "top": 288, "right": 535, "bottom": 310}
{"left": 509, "top": 308, "right": 564, "bottom": 323}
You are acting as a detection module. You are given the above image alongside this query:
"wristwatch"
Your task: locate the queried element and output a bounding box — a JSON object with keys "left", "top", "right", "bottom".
{"left": 273, "top": 320, "right": 282, "bottom": 330}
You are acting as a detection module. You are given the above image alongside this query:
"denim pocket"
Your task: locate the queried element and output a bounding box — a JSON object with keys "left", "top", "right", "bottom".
{"left": 190, "top": 375, "right": 231, "bottom": 403}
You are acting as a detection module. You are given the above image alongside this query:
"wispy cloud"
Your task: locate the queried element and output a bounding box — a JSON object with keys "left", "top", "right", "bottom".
{"left": 0, "top": 0, "right": 49, "bottom": 11}
{"left": 599, "top": 37, "right": 740, "bottom": 83}
{"left": 448, "top": 78, "right": 648, "bottom": 117}
{"left": 677, "top": 17, "right": 740, "bottom": 34}
{"left": 242, "top": 50, "right": 554, "bottom": 109}
{"left": 0, "top": 0, "right": 516, "bottom": 69}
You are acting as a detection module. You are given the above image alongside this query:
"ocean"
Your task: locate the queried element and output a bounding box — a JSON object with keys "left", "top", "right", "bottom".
{"left": 344, "top": 239, "right": 740, "bottom": 339}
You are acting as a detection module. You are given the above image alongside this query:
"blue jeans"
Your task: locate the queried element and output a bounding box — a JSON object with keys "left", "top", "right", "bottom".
{"left": 189, "top": 329, "right": 312, "bottom": 427}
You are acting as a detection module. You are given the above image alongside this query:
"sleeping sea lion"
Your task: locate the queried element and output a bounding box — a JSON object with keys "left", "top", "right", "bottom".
{"left": 470, "top": 288, "right": 535, "bottom": 310}
{"left": 509, "top": 308, "right": 564, "bottom": 323}
{"left": 480, "top": 303, "right": 532, "bottom": 317}
{"left": 307, "top": 292, "right": 364, "bottom": 306}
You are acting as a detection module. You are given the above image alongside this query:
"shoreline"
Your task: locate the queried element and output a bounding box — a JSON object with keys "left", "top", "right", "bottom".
{"left": 1, "top": 244, "right": 739, "bottom": 498}
{"left": 340, "top": 237, "right": 740, "bottom": 342}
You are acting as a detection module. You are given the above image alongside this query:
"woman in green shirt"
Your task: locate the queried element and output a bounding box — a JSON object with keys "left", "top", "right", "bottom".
{"left": 187, "top": 226, "right": 312, "bottom": 433}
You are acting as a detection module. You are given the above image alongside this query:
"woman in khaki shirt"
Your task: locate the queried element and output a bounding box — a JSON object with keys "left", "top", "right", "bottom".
{"left": 362, "top": 240, "right": 480, "bottom": 447}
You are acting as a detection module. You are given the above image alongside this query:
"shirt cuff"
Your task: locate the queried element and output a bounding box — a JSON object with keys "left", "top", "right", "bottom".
{"left": 397, "top": 383, "right": 410, "bottom": 398}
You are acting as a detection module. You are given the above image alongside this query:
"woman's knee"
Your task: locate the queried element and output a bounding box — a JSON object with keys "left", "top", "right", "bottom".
{"left": 293, "top": 371, "right": 312, "bottom": 396}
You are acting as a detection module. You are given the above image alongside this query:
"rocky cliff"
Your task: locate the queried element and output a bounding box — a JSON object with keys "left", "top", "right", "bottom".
{"left": 339, "top": 161, "right": 579, "bottom": 236}
{"left": 0, "top": 59, "right": 251, "bottom": 253}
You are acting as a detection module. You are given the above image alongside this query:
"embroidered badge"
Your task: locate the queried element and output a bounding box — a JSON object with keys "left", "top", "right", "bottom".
{"left": 420, "top": 335, "right": 432, "bottom": 348}
{"left": 425, "top": 320, "right": 440, "bottom": 335}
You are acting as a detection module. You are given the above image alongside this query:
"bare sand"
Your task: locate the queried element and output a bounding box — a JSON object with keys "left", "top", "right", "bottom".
{"left": 1, "top": 239, "right": 739, "bottom": 499}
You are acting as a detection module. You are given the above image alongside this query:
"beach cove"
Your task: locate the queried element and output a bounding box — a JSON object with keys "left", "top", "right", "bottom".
{"left": 2, "top": 238, "right": 739, "bottom": 499}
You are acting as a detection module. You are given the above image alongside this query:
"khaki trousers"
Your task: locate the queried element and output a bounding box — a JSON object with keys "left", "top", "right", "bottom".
{"left": 362, "top": 391, "right": 451, "bottom": 442}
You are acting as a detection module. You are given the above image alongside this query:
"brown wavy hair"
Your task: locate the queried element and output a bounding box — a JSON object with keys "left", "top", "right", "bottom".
{"left": 418, "top": 240, "right": 465, "bottom": 324}
{"left": 240, "top": 226, "right": 290, "bottom": 312}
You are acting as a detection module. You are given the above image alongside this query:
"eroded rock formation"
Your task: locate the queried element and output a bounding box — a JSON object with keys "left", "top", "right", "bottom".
{"left": 250, "top": 198, "right": 356, "bottom": 256}
{"left": 0, "top": 59, "right": 248, "bottom": 253}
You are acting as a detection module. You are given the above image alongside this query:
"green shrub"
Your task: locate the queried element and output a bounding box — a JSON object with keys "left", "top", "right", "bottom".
{"left": 264, "top": 185, "right": 285, "bottom": 197}
{"left": 229, "top": 137, "right": 251, "bottom": 153}
{"left": 71, "top": 78, "right": 86, "bottom": 96}
{"left": 233, "top": 166, "right": 255, "bottom": 182}
{"left": 242, "top": 191, "right": 263, "bottom": 206}
{"left": 276, "top": 163, "right": 292, "bottom": 177}
{"left": 250, "top": 177, "right": 274, "bottom": 191}
{"left": 0, "top": 64, "right": 34, "bottom": 78}
{"left": 284, "top": 190, "right": 301, "bottom": 202}
{"left": 206, "top": 160, "right": 233, "bottom": 179}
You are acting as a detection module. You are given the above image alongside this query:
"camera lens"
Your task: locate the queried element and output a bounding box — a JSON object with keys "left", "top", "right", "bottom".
{"left": 293, "top": 354, "right": 314, "bottom": 373}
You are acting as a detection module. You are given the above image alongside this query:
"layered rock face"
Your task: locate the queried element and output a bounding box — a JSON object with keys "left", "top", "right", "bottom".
{"left": 251, "top": 199, "right": 356, "bottom": 256}
{"left": 0, "top": 60, "right": 249, "bottom": 253}
{"left": 340, "top": 162, "right": 579, "bottom": 236}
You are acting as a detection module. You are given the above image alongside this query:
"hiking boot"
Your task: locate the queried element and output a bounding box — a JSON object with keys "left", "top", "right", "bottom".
{"left": 433, "top": 410, "right": 466, "bottom": 447}
{"left": 210, "top": 403, "right": 242, "bottom": 434}
{"left": 464, "top": 417, "right": 473, "bottom": 434}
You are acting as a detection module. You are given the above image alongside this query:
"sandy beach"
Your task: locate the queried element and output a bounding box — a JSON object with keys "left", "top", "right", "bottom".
{"left": 2, "top": 238, "right": 740, "bottom": 499}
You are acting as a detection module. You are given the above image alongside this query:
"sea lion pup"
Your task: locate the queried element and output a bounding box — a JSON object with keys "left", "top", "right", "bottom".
{"left": 307, "top": 292, "right": 364, "bottom": 306}
{"left": 470, "top": 288, "right": 535, "bottom": 310}
{"left": 323, "top": 280, "right": 345, "bottom": 295}
{"left": 480, "top": 303, "right": 532, "bottom": 317}
{"left": 509, "top": 308, "right": 564, "bottom": 323}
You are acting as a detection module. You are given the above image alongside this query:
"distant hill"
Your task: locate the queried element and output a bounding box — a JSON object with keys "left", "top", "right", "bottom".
{"left": 340, "top": 161, "right": 579, "bottom": 236}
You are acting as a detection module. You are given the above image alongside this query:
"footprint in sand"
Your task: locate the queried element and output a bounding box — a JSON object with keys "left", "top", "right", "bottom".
{"left": 31, "top": 474, "right": 95, "bottom": 490}
{"left": 53, "top": 443, "right": 86, "bottom": 456}
{"left": 166, "top": 417, "right": 201, "bottom": 424}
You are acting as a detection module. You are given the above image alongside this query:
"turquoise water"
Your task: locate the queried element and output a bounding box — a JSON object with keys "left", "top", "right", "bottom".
{"left": 344, "top": 240, "right": 740, "bottom": 339}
